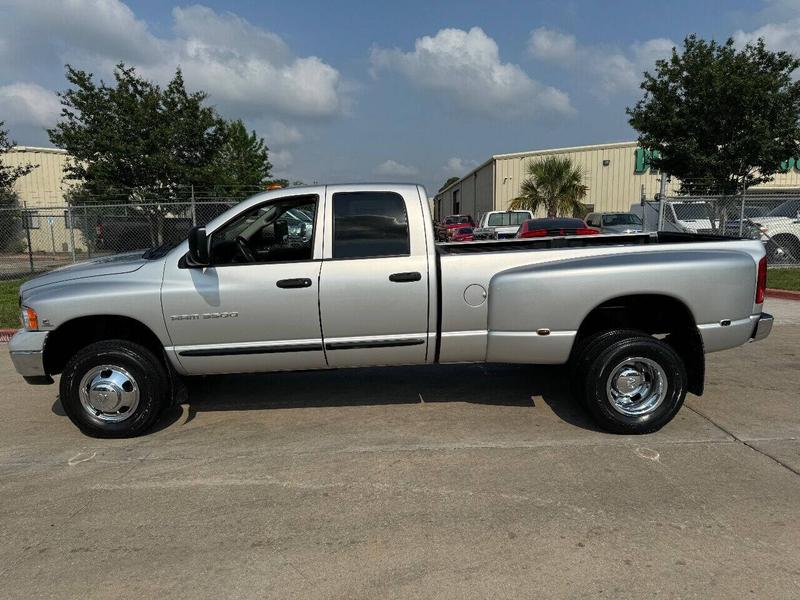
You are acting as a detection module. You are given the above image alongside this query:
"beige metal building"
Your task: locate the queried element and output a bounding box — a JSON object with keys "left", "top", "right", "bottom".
{"left": 0, "top": 146, "right": 88, "bottom": 252}
{"left": 433, "top": 140, "right": 800, "bottom": 221}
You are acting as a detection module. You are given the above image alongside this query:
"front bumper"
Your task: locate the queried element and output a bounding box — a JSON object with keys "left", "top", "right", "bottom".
{"left": 8, "top": 330, "right": 52, "bottom": 384}
{"left": 750, "top": 312, "right": 773, "bottom": 343}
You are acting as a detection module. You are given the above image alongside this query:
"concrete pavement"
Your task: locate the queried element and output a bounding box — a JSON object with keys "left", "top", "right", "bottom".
{"left": 0, "top": 310, "right": 798, "bottom": 598}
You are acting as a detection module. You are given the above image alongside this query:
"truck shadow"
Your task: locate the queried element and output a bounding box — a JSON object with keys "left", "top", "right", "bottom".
{"left": 175, "top": 363, "right": 603, "bottom": 433}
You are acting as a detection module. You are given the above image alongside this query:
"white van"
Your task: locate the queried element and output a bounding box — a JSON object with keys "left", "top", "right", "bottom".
{"left": 475, "top": 210, "right": 534, "bottom": 239}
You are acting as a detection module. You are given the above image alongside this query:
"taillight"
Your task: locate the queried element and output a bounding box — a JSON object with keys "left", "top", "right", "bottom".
{"left": 755, "top": 255, "right": 767, "bottom": 304}
{"left": 575, "top": 228, "right": 599, "bottom": 235}
{"left": 522, "top": 229, "right": 548, "bottom": 238}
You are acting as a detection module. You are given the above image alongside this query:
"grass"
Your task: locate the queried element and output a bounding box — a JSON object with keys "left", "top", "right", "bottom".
{"left": 768, "top": 268, "right": 800, "bottom": 292}
{"left": 0, "top": 278, "right": 23, "bottom": 328}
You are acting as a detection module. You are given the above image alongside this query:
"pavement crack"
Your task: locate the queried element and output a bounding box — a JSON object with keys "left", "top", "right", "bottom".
{"left": 685, "top": 404, "right": 800, "bottom": 477}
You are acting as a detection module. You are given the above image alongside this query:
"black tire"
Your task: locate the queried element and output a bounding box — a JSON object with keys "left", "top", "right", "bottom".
{"left": 771, "top": 235, "right": 800, "bottom": 263}
{"left": 569, "top": 329, "right": 647, "bottom": 399}
{"left": 580, "top": 334, "right": 687, "bottom": 434}
{"left": 59, "top": 340, "right": 170, "bottom": 438}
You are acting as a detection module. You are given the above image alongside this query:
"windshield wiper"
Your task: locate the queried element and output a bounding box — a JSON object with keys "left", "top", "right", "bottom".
{"left": 142, "top": 242, "right": 176, "bottom": 260}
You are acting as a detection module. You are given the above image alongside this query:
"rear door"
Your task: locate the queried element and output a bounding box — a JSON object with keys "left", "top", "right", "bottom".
{"left": 319, "top": 187, "right": 431, "bottom": 368}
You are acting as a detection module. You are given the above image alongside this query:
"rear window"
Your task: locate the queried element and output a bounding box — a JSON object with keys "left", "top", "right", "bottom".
{"left": 673, "top": 203, "right": 711, "bottom": 220}
{"left": 487, "top": 212, "right": 529, "bottom": 226}
{"left": 602, "top": 213, "right": 642, "bottom": 226}
{"left": 768, "top": 198, "right": 800, "bottom": 217}
{"left": 332, "top": 191, "right": 410, "bottom": 259}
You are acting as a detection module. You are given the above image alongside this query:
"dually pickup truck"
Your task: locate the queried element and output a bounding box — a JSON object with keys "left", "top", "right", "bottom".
{"left": 10, "top": 184, "right": 773, "bottom": 438}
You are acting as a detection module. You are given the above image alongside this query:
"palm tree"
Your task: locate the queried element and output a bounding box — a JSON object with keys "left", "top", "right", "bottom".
{"left": 509, "top": 156, "right": 589, "bottom": 217}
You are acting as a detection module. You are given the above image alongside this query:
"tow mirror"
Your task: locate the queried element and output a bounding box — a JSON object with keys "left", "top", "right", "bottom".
{"left": 187, "top": 226, "right": 209, "bottom": 266}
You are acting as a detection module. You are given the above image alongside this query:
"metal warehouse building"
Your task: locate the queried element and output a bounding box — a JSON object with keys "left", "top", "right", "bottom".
{"left": 433, "top": 140, "right": 800, "bottom": 221}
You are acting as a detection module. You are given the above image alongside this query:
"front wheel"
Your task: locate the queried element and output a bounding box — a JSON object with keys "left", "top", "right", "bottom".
{"left": 59, "top": 340, "right": 170, "bottom": 438}
{"left": 579, "top": 334, "right": 687, "bottom": 434}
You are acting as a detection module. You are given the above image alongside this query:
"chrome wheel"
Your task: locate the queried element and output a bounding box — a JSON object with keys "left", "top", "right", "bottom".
{"left": 605, "top": 357, "right": 667, "bottom": 417}
{"left": 78, "top": 365, "right": 140, "bottom": 423}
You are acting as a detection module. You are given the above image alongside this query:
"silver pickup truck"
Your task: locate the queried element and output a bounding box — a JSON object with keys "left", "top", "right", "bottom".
{"left": 9, "top": 184, "right": 773, "bottom": 438}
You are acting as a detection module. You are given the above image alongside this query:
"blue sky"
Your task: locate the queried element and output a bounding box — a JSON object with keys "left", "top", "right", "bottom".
{"left": 1, "top": 0, "right": 798, "bottom": 193}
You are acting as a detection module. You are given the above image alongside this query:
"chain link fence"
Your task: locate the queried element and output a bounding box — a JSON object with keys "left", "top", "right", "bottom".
{"left": 0, "top": 195, "right": 251, "bottom": 279}
{"left": 638, "top": 193, "right": 800, "bottom": 266}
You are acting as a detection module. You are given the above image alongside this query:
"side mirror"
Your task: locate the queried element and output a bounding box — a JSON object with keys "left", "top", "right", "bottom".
{"left": 187, "top": 226, "right": 209, "bottom": 266}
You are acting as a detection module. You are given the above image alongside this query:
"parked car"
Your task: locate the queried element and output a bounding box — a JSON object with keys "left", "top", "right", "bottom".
{"left": 668, "top": 201, "right": 714, "bottom": 233}
{"left": 585, "top": 212, "right": 643, "bottom": 234}
{"left": 516, "top": 217, "right": 599, "bottom": 238}
{"left": 475, "top": 210, "right": 534, "bottom": 239}
{"left": 10, "top": 183, "right": 771, "bottom": 438}
{"left": 436, "top": 214, "right": 475, "bottom": 241}
{"left": 630, "top": 201, "right": 713, "bottom": 233}
{"left": 748, "top": 198, "right": 800, "bottom": 262}
{"left": 451, "top": 226, "right": 475, "bottom": 242}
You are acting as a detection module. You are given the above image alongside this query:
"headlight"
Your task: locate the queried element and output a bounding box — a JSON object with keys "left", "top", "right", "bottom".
{"left": 20, "top": 306, "right": 39, "bottom": 330}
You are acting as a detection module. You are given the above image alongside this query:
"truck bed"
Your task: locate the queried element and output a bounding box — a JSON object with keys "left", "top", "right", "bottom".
{"left": 436, "top": 231, "right": 734, "bottom": 254}
{"left": 433, "top": 230, "right": 765, "bottom": 366}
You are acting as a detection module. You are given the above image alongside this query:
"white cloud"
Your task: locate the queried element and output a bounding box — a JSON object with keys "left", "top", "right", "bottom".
{"left": 527, "top": 29, "right": 578, "bottom": 62}
{"left": 270, "top": 149, "right": 293, "bottom": 172}
{"left": 443, "top": 157, "right": 478, "bottom": 175}
{"left": 375, "top": 159, "right": 419, "bottom": 177}
{"left": 1, "top": 0, "right": 163, "bottom": 69}
{"left": 0, "top": 83, "right": 61, "bottom": 128}
{"left": 371, "top": 27, "right": 573, "bottom": 118}
{"left": 262, "top": 121, "right": 304, "bottom": 146}
{"left": 0, "top": 1, "right": 349, "bottom": 123}
{"left": 528, "top": 27, "right": 674, "bottom": 99}
{"left": 734, "top": 19, "right": 800, "bottom": 55}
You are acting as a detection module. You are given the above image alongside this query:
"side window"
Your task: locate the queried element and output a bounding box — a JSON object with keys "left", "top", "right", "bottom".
{"left": 332, "top": 191, "right": 410, "bottom": 259}
{"left": 210, "top": 195, "right": 317, "bottom": 265}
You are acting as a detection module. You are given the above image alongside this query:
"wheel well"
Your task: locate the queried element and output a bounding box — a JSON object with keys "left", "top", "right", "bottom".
{"left": 576, "top": 294, "right": 705, "bottom": 396}
{"left": 44, "top": 315, "right": 166, "bottom": 375}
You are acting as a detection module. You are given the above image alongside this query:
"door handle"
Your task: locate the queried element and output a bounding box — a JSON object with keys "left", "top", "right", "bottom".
{"left": 389, "top": 271, "right": 422, "bottom": 283}
{"left": 276, "top": 278, "right": 312, "bottom": 289}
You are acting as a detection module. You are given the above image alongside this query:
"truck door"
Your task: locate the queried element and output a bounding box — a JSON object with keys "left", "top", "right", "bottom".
{"left": 319, "top": 188, "right": 431, "bottom": 368}
{"left": 161, "top": 192, "right": 326, "bottom": 375}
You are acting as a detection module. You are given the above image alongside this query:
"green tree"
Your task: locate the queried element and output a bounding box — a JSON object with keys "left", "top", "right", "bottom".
{"left": 509, "top": 156, "right": 588, "bottom": 217}
{"left": 438, "top": 176, "right": 460, "bottom": 192}
{"left": 0, "top": 122, "right": 37, "bottom": 251}
{"left": 49, "top": 64, "right": 227, "bottom": 244}
{"left": 208, "top": 120, "right": 273, "bottom": 197}
{"left": 627, "top": 35, "right": 800, "bottom": 195}
{"left": 0, "top": 122, "right": 36, "bottom": 190}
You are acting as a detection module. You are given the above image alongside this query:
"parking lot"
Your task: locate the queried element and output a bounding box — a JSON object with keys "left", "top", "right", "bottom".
{"left": 0, "top": 299, "right": 798, "bottom": 599}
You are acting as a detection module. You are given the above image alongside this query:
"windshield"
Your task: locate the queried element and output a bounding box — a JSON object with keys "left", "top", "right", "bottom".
{"left": 142, "top": 241, "right": 177, "bottom": 260}
{"left": 444, "top": 216, "right": 470, "bottom": 224}
{"left": 602, "top": 213, "right": 641, "bottom": 226}
{"left": 767, "top": 198, "right": 800, "bottom": 217}
{"left": 672, "top": 203, "right": 711, "bottom": 220}
{"left": 487, "top": 212, "right": 529, "bottom": 226}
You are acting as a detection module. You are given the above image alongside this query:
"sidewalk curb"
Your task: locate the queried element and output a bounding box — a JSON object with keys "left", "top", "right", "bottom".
{"left": 767, "top": 288, "right": 800, "bottom": 301}
{"left": 0, "top": 328, "right": 17, "bottom": 343}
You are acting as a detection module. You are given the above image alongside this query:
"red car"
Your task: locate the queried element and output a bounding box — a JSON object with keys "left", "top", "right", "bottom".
{"left": 436, "top": 214, "right": 475, "bottom": 241}
{"left": 451, "top": 226, "right": 475, "bottom": 242}
{"left": 515, "top": 217, "right": 599, "bottom": 238}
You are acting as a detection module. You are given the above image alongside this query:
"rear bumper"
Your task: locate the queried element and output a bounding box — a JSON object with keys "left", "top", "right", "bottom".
{"left": 8, "top": 330, "right": 52, "bottom": 383}
{"left": 750, "top": 312, "right": 773, "bottom": 343}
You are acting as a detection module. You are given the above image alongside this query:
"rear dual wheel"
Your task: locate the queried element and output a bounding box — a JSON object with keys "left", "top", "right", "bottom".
{"left": 571, "top": 331, "right": 687, "bottom": 434}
